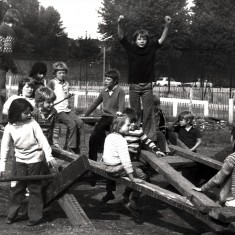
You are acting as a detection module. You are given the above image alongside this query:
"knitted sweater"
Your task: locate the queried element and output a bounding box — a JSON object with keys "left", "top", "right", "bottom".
{"left": 0, "top": 22, "right": 17, "bottom": 73}
{"left": 32, "top": 107, "right": 60, "bottom": 146}
{"left": 0, "top": 119, "right": 54, "bottom": 171}
{"left": 124, "top": 129, "right": 158, "bottom": 156}
{"left": 102, "top": 133, "right": 133, "bottom": 174}
{"left": 201, "top": 152, "right": 235, "bottom": 197}
{"left": 84, "top": 85, "right": 125, "bottom": 117}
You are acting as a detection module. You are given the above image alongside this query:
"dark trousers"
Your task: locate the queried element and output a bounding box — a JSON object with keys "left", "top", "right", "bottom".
{"left": 8, "top": 161, "right": 44, "bottom": 222}
{"left": 57, "top": 110, "right": 84, "bottom": 149}
{"left": 129, "top": 83, "right": 157, "bottom": 141}
{"left": 106, "top": 162, "right": 148, "bottom": 201}
{"left": 88, "top": 116, "right": 113, "bottom": 161}
{"left": 0, "top": 69, "right": 7, "bottom": 122}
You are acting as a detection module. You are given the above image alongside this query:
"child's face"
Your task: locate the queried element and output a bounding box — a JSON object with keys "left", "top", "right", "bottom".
{"left": 22, "top": 83, "right": 34, "bottom": 98}
{"left": 104, "top": 76, "right": 115, "bottom": 90}
{"left": 135, "top": 35, "right": 147, "bottom": 48}
{"left": 42, "top": 100, "right": 54, "bottom": 112}
{"left": 179, "top": 118, "right": 188, "bottom": 127}
{"left": 56, "top": 70, "right": 66, "bottom": 81}
{"left": 35, "top": 72, "right": 45, "bottom": 81}
{"left": 119, "top": 118, "right": 130, "bottom": 134}
{"left": 129, "top": 122, "right": 137, "bottom": 131}
{"left": 20, "top": 107, "right": 32, "bottom": 122}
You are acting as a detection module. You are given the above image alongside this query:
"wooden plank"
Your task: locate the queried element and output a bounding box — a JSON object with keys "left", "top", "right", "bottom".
{"left": 88, "top": 160, "right": 212, "bottom": 220}
{"left": 58, "top": 193, "right": 95, "bottom": 230}
{"left": 209, "top": 207, "right": 235, "bottom": 223}
{"left": 80, "top": 116, "right": 100, "bottom": 125}
{"left": 141, "top": 150, "right": 220, "bottom": 213}
{"left": 169, "top": 145, "right": 222, "bottom": 170}
{"left": 51, "top": 146, "right": 78, "bottom": 163}
{"left": 162, "top": 155, "right": 196, "bottom": 168}
{"left": 44, "top": 154, "right": 89, "bottom": 205}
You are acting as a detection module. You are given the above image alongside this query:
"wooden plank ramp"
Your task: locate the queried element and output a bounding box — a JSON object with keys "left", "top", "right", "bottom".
{"left": 141, "top": 150, "right": 220, "bottom": 213}
{"left": 169, "top": 145, "right": 222, "bottom": 170}
{"left": 44, "top": 149, "right": 94, "bottom": 229}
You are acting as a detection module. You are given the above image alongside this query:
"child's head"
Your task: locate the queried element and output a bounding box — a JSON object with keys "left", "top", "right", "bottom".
{"left": 231, "top": 126, "right": 235, "bottom": 150}
{"left": 18, "top": 77, "right": 35, "bottom": 98}
{"left": 122, "top": 108, "right": 138, "bottom": 131}
{"left": 133, "top": 29, "right": 149, "bottom": 48}
{"left": 110, "top": 114, "right": 130, "bottom": 134}
{"left": 153, "top": 96, "right": 161, "bottom": 107}
{"left": 52, "top": 61, "right": 68, "bottom": 81}
{"left": 178, "top": 111, "right": 194, "bottom": 126}
{"left": 29, "top": 62, "right": 47, "bottom": 81}
{"left": 35, "top": 86, "right": 56, "bottom": 111}
{"left": 8, "top": 98, "right": 33, "bottom": 124}
{"left": 104, "top": 69, "right": 120, "bottom": 89}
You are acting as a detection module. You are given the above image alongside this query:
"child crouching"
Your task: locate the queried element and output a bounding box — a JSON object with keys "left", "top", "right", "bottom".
{"left": 0, "top": 98, "right": 58, "bottom": 226}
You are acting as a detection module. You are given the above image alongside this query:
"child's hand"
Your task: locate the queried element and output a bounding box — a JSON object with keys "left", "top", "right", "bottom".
{"left": 164, "top": 16, "right": 171, "bottom": 25}
{"left": 48, "top": 159, "right": 60, "bottom": 173}
{"left": 116, "top": 111, "right": 122, "bottom": 116}
{"left": 118, "top": 15, "right": 124, "bottom": 22}
{"left": 193, "top": 187, "right": 202, "bottom": 192}
{"left": 53, "top": 144, "right": 62, "bottom": 149}
{"left": 133, "top": 178, "right": 145, "bottom": 184}
{"left": 67, "top": 93, "right": 75, "bottom": 99}
{"left": 156, "top": 151, "right": 165, "bottom": 157}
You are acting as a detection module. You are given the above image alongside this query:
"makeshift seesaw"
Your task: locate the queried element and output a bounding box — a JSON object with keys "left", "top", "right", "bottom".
{"left": 1, "top": 127, "right": 235, "bottom": 233}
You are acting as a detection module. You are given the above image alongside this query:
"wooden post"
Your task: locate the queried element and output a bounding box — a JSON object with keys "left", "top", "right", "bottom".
{"left": 189, "top": 87, "right": 193, "bottom": 113}
{"left": 8, "top": 73, "right": 12, "bottom": 98}
{"left": 173, "top": 100, "right": 178, "bottom": 117}
{"left": 229, "top": 98, "right": 234, "bottom": 124}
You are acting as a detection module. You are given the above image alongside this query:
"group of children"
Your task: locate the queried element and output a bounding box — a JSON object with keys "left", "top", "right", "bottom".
{"left": 0, "top": 12, "right": 235, "bottom": 227}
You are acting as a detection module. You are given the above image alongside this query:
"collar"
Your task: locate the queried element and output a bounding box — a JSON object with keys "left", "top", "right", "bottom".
{"left": 105, "top": 85, "right": 117, "bottom": 92}
{"left": 54, "top": 78, "right": 66, "bottom": 85}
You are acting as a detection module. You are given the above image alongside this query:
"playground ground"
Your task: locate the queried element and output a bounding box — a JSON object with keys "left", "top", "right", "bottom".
{"left": 0, "top": 125, "right": 233, "bottom": 235}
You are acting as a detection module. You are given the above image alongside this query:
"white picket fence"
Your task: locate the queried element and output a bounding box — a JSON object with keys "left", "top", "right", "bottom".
{"left": 6, "top": 85, "right": 235, "bottom": 122}
{"left": 70, "top": 91, "right": 235, "bottom": 123}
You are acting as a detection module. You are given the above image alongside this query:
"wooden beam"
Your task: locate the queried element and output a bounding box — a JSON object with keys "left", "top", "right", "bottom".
{"left": 89, "top": 160, "right": 212, "bottom": 220}
{"left": 141, "top": 150, "right": 220, "bottom": 213}
{"left": 162, "top": 155, "right": 196, "bottom": 168}
{"left": 44, "top": 154, "right": 89, "bottom": 205}
{"left": 52, "top": 146, "right": 79, "bottom": 162}
{"left": 58, "top": 193, "right": 95, "bottom": 230}
{"left": 209, "top": 207, "right": 235, "bottom": 223}
{"left": 169, "top": 145, "right": 222, "bottom": 170}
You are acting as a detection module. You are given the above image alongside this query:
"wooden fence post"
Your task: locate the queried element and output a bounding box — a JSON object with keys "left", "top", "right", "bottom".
{"left": 204, "top": 100, "right": 209, "bottom": 117}
{"left": 229, "top": 98, "right": 234, "bottom": 123}
{"left": 173, "top": 100, "right": 178, "bottom": 117}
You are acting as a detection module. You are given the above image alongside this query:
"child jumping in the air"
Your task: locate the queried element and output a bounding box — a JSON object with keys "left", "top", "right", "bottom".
{"left": 32, "top": 86, "right": 60, "bottom": 149}
{"left": 193, "top": 127, "right": 235, "bottom": 207}
{"left": 47, "top": 61, "right": 84, "bottom": 154}
{"left": 102, "top": 114, "right": 146, "bottom": 220}
{"left": 0, "top": 98, "right": 58, "bottom": 226}
{"left": 118, "top": 14, "right": 171, "bottom": 142}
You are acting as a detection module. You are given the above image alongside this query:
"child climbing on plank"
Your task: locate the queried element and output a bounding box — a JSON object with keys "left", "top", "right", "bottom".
{"left": 193, "top": 127, "right": 235, "bottom": 207}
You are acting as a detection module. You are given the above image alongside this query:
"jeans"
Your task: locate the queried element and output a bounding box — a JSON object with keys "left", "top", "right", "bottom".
{"left": 0, "top": 69, "right": 7, "bottom": 122}
{"left": 8, "top": 161, "right": 44, "bottom": 222}
{"left": 88, "top": 116, "right": 113, "bottom": 161}
{"left": 129, "top": 83, "right": 157, "bottom": 141}
{"left": 57, "top": 111, "right": 84, "bottom": 150}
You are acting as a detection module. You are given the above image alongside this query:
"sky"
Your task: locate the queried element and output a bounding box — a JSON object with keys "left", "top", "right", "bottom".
{"left": 39, "top": 0, "right": 103, "bottom": 39}
{"left": 39, "top": 0, "right": 194, "bottom": 40}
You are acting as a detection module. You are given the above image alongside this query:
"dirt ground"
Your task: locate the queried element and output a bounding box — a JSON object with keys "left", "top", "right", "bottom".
{"left": 0, "top": 125, "right": 233, "bottom": 235}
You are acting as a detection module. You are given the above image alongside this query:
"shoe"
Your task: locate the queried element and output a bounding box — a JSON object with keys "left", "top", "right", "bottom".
{"left": 5, "top": 218, "right": 15, "bottom": 224}
{"left": 124, "top": 201, "right": 140, "bottom": 218}
{"left": 102, "top": 193, "right": 115, "bottom": 203}
{"left": 225, "top": 199, "right": 235, "bottom": 207}
{"left": 27, "top": 219, "right": 42, "bottom": 226}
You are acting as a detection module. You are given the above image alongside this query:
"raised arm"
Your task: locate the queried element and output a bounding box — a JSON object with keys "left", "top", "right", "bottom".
{"left": 158, "top": 16, "right": 171, "bottom": 45}
{"left": 117, "top": 15, "right": 125, "bottom": 40}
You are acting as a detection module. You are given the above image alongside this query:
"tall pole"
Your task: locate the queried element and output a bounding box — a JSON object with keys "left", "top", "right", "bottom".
{"left": 103, "top": 46, "right": 106, "bottom": 85}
